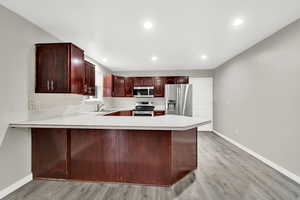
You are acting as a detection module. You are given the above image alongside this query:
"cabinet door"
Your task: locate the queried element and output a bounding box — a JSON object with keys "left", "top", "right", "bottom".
{"left": 154, "top": 110, "right": 165, "bottom": 116}
{"left": 83, "top": 61, "right": 90, "bottom": 95}
{"left": 89, "top": 66, "right": 95, "bottom": 96}
{"left": 70, "top": 44, "right": 85, "bottom": 94}
{"left": 70, "top": 129, "right": 119, "bottom": 182}
{"left": 133, "top": 77, "right": 144, "bottom": 87}
{"left": 120, "top": 130, "right": 172, "bottom": 185}
{"left": 119, "top": 110, "right": 132, "bottom": 116}
{"left": 36, "top": 44, "right": 69, "bottom": 93}
{"left": 124, "top": 77, "right": 133, "bottom": 97}
{"left": 154, "top": 77, "right": 165, "bottom": 97}
{"left": 113, "top": 76, "right": 125, "bottom": 97}
{"left": 165, "top": 77, "right": 176, "bottom": 84}
{"left": 175, "top": 76, "right": 189, "bottom": 84}
{"left": 84, "top": 61, "right": 95, "bottom": 96}
{"left": 105, "top": 111, "right": 121, "bottom": 116}
{"left": 143, "top": 77, "right": 154, "bottom": 86}
{"left": 32, "top": 128, "right": 68, "bottom": 179}
{"left": 103, "top": 74, "right": 114, "bottom": 97}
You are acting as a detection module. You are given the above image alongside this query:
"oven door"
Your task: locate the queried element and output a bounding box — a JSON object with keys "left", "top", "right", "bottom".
{"left": 133, "top": 111, "right": 154, "bottom": 116}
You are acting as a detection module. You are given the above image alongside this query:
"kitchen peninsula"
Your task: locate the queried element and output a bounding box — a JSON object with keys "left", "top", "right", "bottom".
{"left": 10, "top": 114, "right": 210, "bottom": 186}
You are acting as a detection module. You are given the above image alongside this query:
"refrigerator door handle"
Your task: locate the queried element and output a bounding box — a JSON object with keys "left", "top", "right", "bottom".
{"left": 182, "top": 85, "right": 189, "bottom": 116}
{"left": 176, "top": 86, "right": 180, "bottom": 114}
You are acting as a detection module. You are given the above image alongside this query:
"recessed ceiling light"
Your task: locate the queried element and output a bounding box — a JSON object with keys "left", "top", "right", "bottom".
{"left": 144, "top": 21, "right": 153, "bottom": 30}
{"left": 201, "top": 54, "right": 208, "bottom": 60}
{"left": 102, "top": 58, "right": 107, "bottom": 63}
{"left": 151, "top": 56, "right": 158, "bottom": 61}
{"left": 232, "top": 18, "right": 244, "bottom": 27}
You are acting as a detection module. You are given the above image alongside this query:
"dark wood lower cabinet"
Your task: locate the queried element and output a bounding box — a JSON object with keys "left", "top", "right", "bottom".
{"left": 32, "top": 128, "right": 197, "bottom": 186}
{"left": 70, "top": 129, "right": 119, "bottom": 182}
{"left": 32, "top": 128, "right": 69, "bottom": 179}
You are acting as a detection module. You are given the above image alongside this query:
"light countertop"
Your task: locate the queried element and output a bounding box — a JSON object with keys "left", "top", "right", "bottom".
{"left": 9, "top": 113, "right": 210, "bottom": 131}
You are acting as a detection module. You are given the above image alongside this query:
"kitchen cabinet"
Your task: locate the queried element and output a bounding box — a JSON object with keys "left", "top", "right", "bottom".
{"left": 32, "top": 128, "right": 68, "bottom": 179}
{"left": 154, "top": 110, "right": 165, "bottom": 116}
{"left": 165, "top": 77, "right": 177, "bottom": 84}
{"left": 134, "top": 77, "right": 154, "bottom": 87}
{"left": 103, "top": 74, "right": 188, "bottom": 97}
{"left": 105, "top": 110, "right": 132, "bottom": 116}
{"left": 35, "top": 43, "right": 85, "bottom": 94}
{"left": 124, "top": 77, "right": 134, "bottom": 97}
{"left": 165, "top": 76, "right": 189, "bottom": 84}
{"left": 103, "top": 75, "right": 133, "bottom": 97}
{"left": 154, "top": 77, "right": 165, "bottom": 97}
{"left": 103, "top": 74, "right": 114, "bottom": 97}
{"left": 83, "top": 60, "right": 95, "bottom": 96}
{"left": 133, "top": 77, "right": 144, "bottom": 87}
{"left": 70, "top": 129, "right": 120, "bottom": 182}
{"left": 113, "top": 76, "right": 125, "bottom": 97}
{"left": 175, "top": 76, "right": 189, "bottom": 84}
{"left": 143, "top": 77, "right": 154, "bottom": 86}
{"left": 31, "top": 126, "right": 197, "bottom": 185}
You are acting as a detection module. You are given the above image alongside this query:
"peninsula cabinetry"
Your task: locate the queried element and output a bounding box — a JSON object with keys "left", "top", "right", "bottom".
{"left": 31, "top": 127, "right": 197, "bottom": 186}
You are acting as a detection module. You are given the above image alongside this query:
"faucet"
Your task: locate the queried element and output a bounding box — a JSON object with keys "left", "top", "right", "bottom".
{"left": 96, "top": 104, "right": 104, "bottom": 112}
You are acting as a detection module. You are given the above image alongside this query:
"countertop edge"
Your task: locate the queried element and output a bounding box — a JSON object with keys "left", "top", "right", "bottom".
{"left": 9, "top": 120, "right": 211, "bottom": 131}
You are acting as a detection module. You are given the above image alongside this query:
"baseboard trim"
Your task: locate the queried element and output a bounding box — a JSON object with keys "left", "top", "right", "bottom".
{"left": 0, "top": 173, "right": 32, "bottom": 199}
{"left": 212, "top": 130, "right": 300, "bottom": 185}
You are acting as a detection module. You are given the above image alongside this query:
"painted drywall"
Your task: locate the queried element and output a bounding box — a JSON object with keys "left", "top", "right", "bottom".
{"left": 114, "top": 69, "right": 214, "bottom": 77}
{"left": 214, "top": 19, "right": 300, "bottom": 177}
{"left": 0, "top": 5, "right": 59, "bottom": 190}
{"left": 0, "top": 5, "right": 112, "bottom": 192}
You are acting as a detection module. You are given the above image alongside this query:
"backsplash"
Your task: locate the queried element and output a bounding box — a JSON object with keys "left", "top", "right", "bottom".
{"left": 28, "top": 95, "right": 166, "bottom": 120}
{"left": 28, "top": 93, "right": 84, "bottom": 120}
{"left": 103, "top": 97, "right": 165, "bottom": 110}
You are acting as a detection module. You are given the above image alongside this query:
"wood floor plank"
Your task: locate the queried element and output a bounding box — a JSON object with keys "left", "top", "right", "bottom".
{"left": 3, "top": 132, "right": 300, "bottom": 200}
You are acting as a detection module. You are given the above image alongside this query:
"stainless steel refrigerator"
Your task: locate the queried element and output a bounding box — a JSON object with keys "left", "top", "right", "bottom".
{"left": 165, "top": 84, "right": 193, "bottom": 116}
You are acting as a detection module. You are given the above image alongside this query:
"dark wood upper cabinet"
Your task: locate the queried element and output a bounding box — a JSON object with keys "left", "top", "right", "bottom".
{"left": 103, "top": 74, "right": 188, "bottom": 97}
{"left": 36, "top": 43, "right": 85, "bottom": 94}
{"left": 154, "top": 77, "right": 165, "bottom": 97}
{"left": 113, "top": 76, "right": 125, "bottom": 97}
{"left": 124, "top": 77, "right": 134, "bottom": 97}
{"left": 165, "top": 76, "right": 189, "bottom": 84}
{"left": 103, "top": 74, "right": 114, "bottom": 97}
{"left": 133, "top": 77, "right": 144, "bottom": 87}
{"left": 83, "top": 61, "right": 95, "bottom": 96}
{"left": 134, "top": 77, "right": 154, "bottom": 87}
{"left": 165, "top": 77, "right": 177, "bottom": 84}
{"left": 175, "top": 76, "right": 189, "bottom": 84}
{"left": 143, "top": 77, "right": 154, "bottom": 86}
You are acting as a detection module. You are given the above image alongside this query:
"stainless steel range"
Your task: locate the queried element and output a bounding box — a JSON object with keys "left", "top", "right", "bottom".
{"left": 133, "top": 101, "right": 154, "bottom": 116}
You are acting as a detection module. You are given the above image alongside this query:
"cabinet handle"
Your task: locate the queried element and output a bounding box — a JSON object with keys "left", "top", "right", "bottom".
{"left": 51, "top": 80, "right": 54, "bottom": 91}
{"left": 47, "top": 80, "right": 50, "bottom": 91}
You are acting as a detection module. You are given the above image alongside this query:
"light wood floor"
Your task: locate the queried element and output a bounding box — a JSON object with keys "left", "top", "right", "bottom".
{"left": 3, "top": 132, "right": 300, "bottom": 200}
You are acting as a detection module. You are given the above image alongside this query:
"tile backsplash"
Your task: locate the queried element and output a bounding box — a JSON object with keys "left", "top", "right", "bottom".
{"left": 103, "top": 97, "right": 165, "bottom": 110}
{"left": 28, "top": 94, "right": 166, "bottom": 120}
{"left": 28, "top": 93, "right": 84, "bottom": 119}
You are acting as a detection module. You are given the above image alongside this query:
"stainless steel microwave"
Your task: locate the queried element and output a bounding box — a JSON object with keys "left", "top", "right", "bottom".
{"left": 133, "top": 86, "right": 154, "bottom": 98}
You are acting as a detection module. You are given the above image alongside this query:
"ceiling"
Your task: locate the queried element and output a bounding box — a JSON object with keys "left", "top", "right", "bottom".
{"left": 1, "top": 0, "right": 300, "bottom": 71}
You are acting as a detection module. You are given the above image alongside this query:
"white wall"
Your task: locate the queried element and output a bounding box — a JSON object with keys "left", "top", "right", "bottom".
{"left": 0, "top": 5, "right": 61, "bottom": 191}
{"left": 190, "top": 78, "right": 213, "bottom": 131}
{"left": 214, "top": 19, "right": 300, "bottom": 177}
{"left": 0, "top": 5, "right": 111, "bottom": 192}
